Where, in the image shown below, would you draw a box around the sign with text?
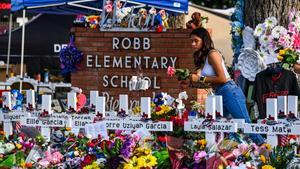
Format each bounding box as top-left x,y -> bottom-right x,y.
21,117 -> 67,127
184,120 -> 238,132
105,119 -> 173,131
0,112 -> 28,122
244,123 -> 300,135
73,29 -> 196,113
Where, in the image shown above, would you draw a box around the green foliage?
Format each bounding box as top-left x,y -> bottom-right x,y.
175,68 -> 190,81
269,145 -> 295,168
153,148 -> 171,169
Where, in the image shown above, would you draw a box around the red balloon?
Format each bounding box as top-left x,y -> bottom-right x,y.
76,93 -> 86,111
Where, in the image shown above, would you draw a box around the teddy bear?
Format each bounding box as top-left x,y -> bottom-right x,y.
115,0 -> 132,24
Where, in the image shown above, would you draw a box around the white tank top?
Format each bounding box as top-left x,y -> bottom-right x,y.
201,51 -> 230,78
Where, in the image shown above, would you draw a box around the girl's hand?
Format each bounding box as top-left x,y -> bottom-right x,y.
191,73 -> 199,82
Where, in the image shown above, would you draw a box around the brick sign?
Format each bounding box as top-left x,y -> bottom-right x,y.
72,28 -> 198,111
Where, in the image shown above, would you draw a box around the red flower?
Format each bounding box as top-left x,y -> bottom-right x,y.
100,140 -> 112,149
170,116 -> 184,126
155,106 -> 162,112
158,136 -> 166,143
81,154 -> 95,167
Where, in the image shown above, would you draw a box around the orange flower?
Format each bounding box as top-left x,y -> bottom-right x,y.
0,131 -> 5,135
66,127 -> 72,131
25,162 -> 33,168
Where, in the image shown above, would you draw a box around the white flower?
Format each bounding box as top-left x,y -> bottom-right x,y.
161,92 -> 175,106
264,16 -> 277,28
178,91 -> 188,100
254,23 -> 265,37
259,34 -> 272,47
271,26 -> 287,39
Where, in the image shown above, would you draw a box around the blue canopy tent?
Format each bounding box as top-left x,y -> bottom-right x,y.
8,0 -> 188,91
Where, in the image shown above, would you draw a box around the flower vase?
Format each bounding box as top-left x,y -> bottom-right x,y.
166,135 -> 185,169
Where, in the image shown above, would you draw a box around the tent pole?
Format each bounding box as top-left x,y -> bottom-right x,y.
19,9 -> 26,92
5,13 -> 13,88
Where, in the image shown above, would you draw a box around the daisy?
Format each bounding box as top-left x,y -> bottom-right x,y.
254,23 -> 265,37
264,17 -> 277,28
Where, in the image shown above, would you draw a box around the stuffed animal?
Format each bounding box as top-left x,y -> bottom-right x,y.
104,0 -> 113,13
159,10 -> 169,29
116,0 -> 132,24
86,15 -> 100,29
138,8 -> 148,28
11,89 -> 23,110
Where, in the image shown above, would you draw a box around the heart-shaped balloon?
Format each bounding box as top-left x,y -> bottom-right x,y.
76,93 -> 86,111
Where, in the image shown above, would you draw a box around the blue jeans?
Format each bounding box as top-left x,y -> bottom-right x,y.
215,80 -> 264,145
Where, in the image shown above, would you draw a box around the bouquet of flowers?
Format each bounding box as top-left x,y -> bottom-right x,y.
277,48 -> 300,68
167,66 -> 190,81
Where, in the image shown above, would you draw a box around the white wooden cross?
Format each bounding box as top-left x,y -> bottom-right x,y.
184,95 -> 238,147
67,92 -> 77,111
2,92 -> 13,138
41,95 -> 52,141
90,90 -> 98,108
119,94 -> 129,115
244,96 -> 300,147
26,90 -> 35,109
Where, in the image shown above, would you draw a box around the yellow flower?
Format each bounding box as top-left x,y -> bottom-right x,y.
83,162 -> 100,169
132,106 -> 141,115
16,143 -> 22,150
137,156 -> 147,168
143,155 -> 157,167
262,165 -> 275,169
218,164 -> 224,169
198,139 -> 207,146
262,143 -> 272,151
66,127 -> 71,131
277,55 -> 284,61
124,156 -> 142,169
279,49 -> 285,55
260,155 -> 266,164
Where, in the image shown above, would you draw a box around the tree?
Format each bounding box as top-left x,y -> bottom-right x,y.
244,0 -> 300,28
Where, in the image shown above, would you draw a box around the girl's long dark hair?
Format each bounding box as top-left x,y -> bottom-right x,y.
190,28 -> 214,68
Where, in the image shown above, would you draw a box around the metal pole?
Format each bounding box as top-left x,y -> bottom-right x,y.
5,13 -> 13,81
19,9 -> 26,92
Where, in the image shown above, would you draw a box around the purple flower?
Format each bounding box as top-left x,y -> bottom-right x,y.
120,137 -> 133,159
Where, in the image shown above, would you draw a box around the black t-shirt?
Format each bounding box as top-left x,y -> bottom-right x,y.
253,68 -> 300,118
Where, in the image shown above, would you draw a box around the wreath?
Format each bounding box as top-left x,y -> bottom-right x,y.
59,34 -> 83,74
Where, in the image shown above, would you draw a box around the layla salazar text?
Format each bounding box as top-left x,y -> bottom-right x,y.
103,75 -> 160,89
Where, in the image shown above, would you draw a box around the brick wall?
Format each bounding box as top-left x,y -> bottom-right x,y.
72,27 -> 202,110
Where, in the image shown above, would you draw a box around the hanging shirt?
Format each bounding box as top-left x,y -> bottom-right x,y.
253,68 -> 300,118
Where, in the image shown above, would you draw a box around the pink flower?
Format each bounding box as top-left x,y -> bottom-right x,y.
52,151 -> 63,164
288,22 -> 297,33
193,151 -> 207,163
292,33 -> 300,49
167,66 -> 176,77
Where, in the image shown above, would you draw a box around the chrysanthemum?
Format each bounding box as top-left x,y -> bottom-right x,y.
254,23 -> 265,37
264,17 -> 277,28
271,26 -> 287,39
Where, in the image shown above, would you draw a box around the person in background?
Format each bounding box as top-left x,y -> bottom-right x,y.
294,63 -> 300,74
186,27 -> 265,145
